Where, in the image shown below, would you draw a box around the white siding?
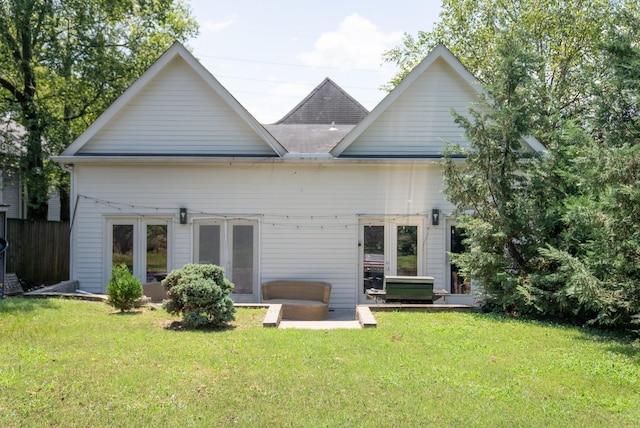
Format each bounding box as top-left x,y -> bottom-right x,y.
78,57 -> 275,156
70,162 -> 454,308
0,171 -> 23,219
342,58 -> 477,157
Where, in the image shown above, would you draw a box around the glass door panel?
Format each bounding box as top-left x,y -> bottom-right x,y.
396,225 -> 417,276
112,224 -> 134,272
363,225 -> 385,292
146,224 -> 168,282
450,226 -> 470,294
230,225 -> 254,294
197,224 -> 221,265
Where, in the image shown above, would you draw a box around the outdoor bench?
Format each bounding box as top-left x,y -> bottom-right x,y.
261,280 -> 332,320
366,276 -> 448,303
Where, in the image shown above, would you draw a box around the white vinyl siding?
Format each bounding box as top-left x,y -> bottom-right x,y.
341,58 -> 477,157
0,171 -> 23,219
69,162 -> 453,308
78,57 -> 276,156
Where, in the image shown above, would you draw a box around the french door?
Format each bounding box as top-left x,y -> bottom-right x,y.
107,217 -> 171,285
359,217 -> 424,303
194,219 -> 258,302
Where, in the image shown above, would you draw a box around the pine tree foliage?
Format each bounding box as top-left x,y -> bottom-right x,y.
443,20 -> 640,329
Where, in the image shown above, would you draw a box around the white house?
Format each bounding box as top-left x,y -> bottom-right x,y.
52,42 -> 542,308
0,118 -> 61,221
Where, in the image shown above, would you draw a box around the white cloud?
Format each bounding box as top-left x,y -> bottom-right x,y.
202,19 -> 235,33
298,14 -> 402,70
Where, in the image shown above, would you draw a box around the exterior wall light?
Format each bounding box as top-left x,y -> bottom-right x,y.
431,208 -> 440,226
179,208 -> 188,224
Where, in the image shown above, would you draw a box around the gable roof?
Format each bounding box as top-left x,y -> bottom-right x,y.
265,78 -> 366,154
275,78 -> 368,125
331,44 -> 544,156
59,42 -> 287,158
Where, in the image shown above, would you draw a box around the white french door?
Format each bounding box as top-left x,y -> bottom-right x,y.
193,219 -> 259,302
359,217 -> 425,303
107,217 -> 171,285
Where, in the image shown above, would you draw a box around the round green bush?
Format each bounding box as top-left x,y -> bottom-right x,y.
162,264 -> 235,328
107,264 -> 143,312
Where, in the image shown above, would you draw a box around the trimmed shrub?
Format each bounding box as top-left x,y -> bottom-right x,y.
162,264 -> 235,328
107,264 -> 143,312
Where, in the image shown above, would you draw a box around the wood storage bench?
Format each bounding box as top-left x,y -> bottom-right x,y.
261,280 -> 332,321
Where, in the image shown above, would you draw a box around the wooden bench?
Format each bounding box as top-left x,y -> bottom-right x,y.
261,280 -> 331,321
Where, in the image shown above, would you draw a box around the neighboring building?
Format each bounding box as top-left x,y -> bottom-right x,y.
53,42 -> 543,307
0,119 -> 27,219
0,118 -> 61,221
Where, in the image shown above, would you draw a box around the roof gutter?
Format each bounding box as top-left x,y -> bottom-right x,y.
51,155 -> 461,166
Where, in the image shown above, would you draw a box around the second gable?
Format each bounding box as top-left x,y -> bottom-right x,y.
339,58 -> 477,157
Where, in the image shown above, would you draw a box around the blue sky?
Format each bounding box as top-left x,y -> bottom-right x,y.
187,0 -> 442,123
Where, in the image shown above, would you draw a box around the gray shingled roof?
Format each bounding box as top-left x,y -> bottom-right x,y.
274,78 -> 368,125
266,78 -> 368,153
263,123 -> 356,154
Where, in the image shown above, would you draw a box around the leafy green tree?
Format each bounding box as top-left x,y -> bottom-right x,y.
384,0 -> 639,133
0,0 -> 198,219
536,11 -> 640,328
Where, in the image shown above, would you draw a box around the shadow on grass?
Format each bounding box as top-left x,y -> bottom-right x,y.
577,330 -> 640,365
163,320 -> 237,333
467,311 -> 640,364
0,297 -> 60,314
108,310 -> 143,316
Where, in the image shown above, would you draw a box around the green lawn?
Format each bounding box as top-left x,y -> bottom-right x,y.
1,298 -> 638,427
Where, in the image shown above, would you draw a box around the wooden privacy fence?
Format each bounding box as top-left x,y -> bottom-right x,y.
6,219 -> 70,286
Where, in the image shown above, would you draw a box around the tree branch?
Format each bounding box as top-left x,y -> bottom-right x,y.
0,75 -> 25,103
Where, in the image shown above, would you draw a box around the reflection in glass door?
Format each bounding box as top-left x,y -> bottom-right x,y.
363,225 -> 385,292
146,224 -> 168,282
112,224 -> 134,273
108,218 -> 171,285
396,226 -> 417,276
450,225 -> 470,294
360,219 -> 423,298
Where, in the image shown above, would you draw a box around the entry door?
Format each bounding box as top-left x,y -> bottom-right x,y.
193,219 -> 259,302
359,218 -> 423,302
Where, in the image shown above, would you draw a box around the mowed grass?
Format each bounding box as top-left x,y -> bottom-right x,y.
0,299 -> 638,427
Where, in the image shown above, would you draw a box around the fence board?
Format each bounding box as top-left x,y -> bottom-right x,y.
6,219 -> 70,286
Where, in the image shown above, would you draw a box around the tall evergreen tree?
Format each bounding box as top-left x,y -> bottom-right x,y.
537,11 -> 640,327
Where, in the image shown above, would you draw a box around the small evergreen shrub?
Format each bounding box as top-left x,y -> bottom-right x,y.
107,264 -> 143,312
162,264 -> 235,328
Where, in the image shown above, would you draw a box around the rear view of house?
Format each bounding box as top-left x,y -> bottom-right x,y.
53,42 -> 541,308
